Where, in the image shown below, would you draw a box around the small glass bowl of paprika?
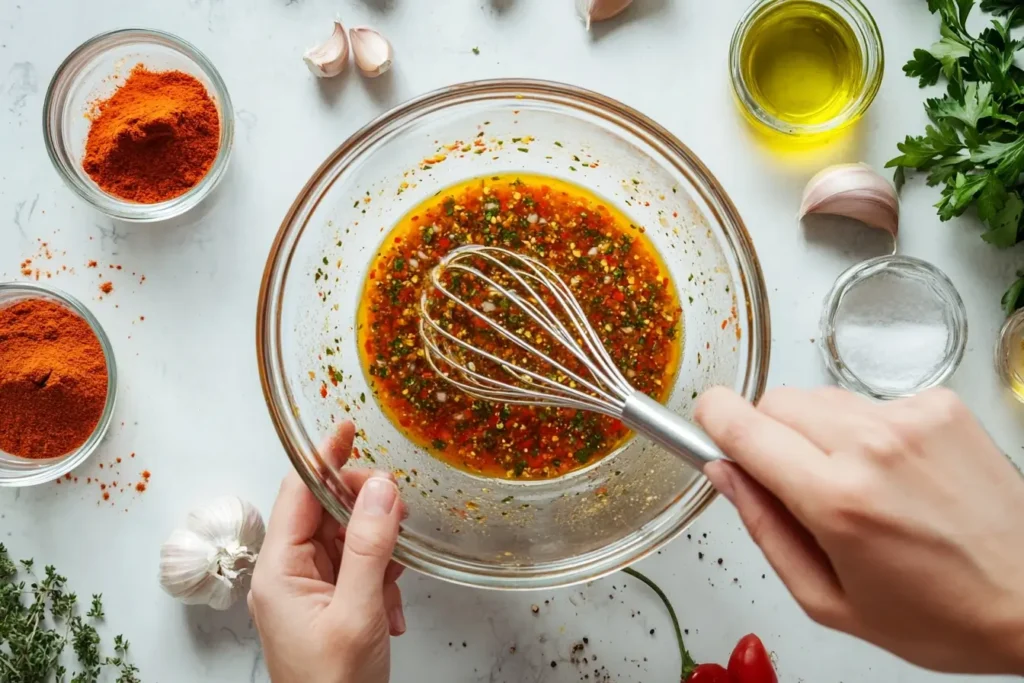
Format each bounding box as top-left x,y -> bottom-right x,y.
43,28 -> 234,222
0,282 -> 118,487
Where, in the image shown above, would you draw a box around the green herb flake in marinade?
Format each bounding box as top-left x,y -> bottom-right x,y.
356,174 -> 683,480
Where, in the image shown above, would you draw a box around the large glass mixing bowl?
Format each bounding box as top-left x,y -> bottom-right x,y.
258,80 -> 771,589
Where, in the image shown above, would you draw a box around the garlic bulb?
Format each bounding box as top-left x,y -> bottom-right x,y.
350,27 -> 393,77
799,163 -> 900,237
159,497 -> 265,611
304,21 -> 350,78
576,0 -> 633,29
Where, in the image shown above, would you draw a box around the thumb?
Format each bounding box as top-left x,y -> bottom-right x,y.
334,474 -> 402,611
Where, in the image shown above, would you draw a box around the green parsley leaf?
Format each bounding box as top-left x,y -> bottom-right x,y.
891,0 -> 1024,314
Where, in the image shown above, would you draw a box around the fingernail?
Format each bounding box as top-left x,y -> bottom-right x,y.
360,476 -> 398,516
704,462 -> 737,505
390,606 -> 406,635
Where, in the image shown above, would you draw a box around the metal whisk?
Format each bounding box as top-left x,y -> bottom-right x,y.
418,244 -> 724,470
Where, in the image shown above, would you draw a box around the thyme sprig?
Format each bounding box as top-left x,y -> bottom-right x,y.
0,544 -> 141,683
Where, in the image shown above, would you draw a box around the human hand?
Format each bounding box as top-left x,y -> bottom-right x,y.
249,422 -> 406,683
695,386 -> 1024,675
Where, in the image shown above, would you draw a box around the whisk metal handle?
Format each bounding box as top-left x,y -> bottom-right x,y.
621,393 -> 726,470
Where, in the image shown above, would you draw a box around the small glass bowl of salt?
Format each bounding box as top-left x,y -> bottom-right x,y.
820,255 -> 968,400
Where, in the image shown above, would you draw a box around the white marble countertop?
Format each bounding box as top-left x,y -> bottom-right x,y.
1,0 -> 1022,681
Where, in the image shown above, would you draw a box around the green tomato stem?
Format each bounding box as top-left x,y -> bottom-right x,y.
622,566 -> 697,680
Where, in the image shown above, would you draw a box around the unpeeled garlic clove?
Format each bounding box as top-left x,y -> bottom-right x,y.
350,27 -> 393,78
304,21 -> 350,78
575,0 -> 633,29
799,163 -> 900,237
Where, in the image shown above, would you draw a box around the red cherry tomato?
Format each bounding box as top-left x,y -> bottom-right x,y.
727,634 -> 777,683
687,663 -> 729,683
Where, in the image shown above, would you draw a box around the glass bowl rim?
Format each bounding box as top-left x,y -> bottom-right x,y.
819,254 -> 968,400
728,0 -> 885,136
42,27 -> 235,223
257,78 -> 772,589
0,281 -> 118,487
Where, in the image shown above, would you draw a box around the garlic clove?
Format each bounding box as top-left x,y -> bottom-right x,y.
350,27 -> 393,78
799,163 -> 900,237
304,21 -> 350,78
575,0 -> 633,30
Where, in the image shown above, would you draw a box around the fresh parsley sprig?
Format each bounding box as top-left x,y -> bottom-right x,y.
0,543 -> 141,683
886,0 -> 1024,314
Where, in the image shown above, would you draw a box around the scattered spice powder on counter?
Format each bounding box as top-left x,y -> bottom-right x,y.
0,299 -> 108,458
83,65 -> 220,203
99,282 -> 113,294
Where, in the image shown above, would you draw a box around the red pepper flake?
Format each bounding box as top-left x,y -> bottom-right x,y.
352,447 -> 361,459
320,382 -> 328,399
130,452 -> 135,458
87,260 -> 98,268
103,491 -> 110,501
116,457 -> 122,463
100,483 -> 106,490
64,473 -> 72,480
99,281 -> 113,294
99,463 -> 104,469
135,482 -> 146,492
142,470 -> 151,480
86,477 -> 92,484
721,319 -> 729,330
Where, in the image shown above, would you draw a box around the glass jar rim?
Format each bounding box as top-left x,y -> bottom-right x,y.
728,0 -> 885,136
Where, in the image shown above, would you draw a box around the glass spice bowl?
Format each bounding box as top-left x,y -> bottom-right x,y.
819,255 -> 968,400
258,79 -> 772,590
995,307 -> 1024,403
729,0 -> 884,138
0,282 -> 118,487
43,28 -> 234,223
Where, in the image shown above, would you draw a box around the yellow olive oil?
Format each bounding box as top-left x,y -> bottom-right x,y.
740,1 -> 864,126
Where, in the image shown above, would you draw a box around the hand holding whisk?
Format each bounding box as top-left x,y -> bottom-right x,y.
418,244 -> 725,470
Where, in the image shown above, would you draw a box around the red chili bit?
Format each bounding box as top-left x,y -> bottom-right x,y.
142,470 -> 151,480
320,383 -> 328,399
130,452 -> 135,458
116,457 -> 122,463
103,492 -> 110,501
99,281 -> 113,294
87,260 -> 98,268
135,482 -> 147,492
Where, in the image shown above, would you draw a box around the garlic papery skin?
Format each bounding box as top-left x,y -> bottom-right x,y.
304,21 -> 350,78
159,497 -> 265,611
799,163 -> 900,237
576,0 -> 633,29
350,27 -> 393,77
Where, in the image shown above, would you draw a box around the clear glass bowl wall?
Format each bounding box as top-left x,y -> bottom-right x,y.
258,80 -> 771,589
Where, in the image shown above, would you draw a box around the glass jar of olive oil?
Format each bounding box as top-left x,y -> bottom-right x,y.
729,0 -> 884,137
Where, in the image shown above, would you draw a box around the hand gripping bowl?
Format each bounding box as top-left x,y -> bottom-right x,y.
257,80 -> 770,590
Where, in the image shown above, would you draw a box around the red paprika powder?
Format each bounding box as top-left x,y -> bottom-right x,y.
0,299 -> 108,459
83,65 -> 220,203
